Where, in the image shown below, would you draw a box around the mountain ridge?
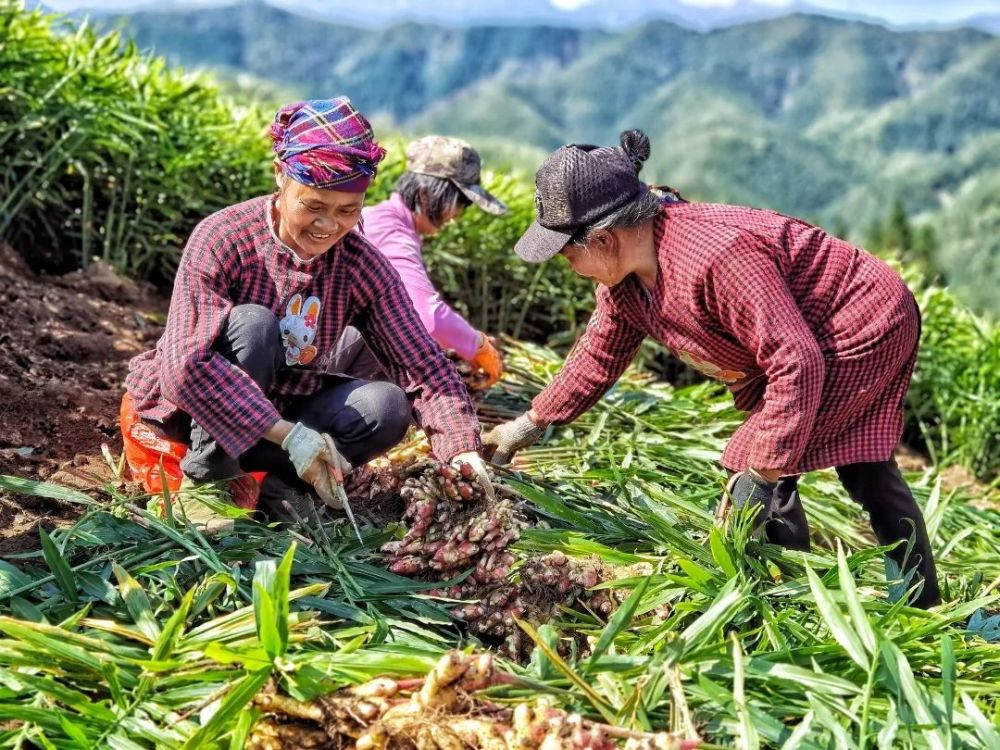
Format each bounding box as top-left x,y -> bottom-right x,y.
53,0 -> 1000,34
88,5 -> 1000,313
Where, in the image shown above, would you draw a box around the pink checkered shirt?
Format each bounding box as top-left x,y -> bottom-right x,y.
126,195 -> 481,461
532,203 -> 919,474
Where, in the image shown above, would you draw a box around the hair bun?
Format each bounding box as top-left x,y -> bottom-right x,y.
619,129 -> 650,174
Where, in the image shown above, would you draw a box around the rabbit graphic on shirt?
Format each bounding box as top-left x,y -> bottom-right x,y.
280,293 -> 321,366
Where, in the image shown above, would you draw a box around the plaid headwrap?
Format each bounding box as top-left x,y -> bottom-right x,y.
269,97 -> 387,192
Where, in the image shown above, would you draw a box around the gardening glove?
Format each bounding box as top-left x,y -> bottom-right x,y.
281,422 -> 352,509
725,470 -> 777,511
470,333 -> 502,389
482,412 -> 545,465
451,450 -> 495,501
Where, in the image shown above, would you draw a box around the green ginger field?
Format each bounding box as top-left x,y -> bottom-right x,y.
1,4 -> 999,748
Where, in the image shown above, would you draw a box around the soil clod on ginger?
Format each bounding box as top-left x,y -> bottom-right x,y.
247,650 -> 701,750
344,460 -> 407,521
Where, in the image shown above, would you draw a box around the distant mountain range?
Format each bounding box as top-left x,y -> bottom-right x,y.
202,0 -> 1000,34
47,0 -> 1000,34
86,4 -> 1000,313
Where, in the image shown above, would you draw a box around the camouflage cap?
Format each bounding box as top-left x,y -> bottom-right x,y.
406,136 -> 508,216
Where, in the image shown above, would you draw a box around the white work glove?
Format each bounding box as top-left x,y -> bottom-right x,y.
451,450 -> 495,501
481,412 -> 545,465
281,422 -> 352,509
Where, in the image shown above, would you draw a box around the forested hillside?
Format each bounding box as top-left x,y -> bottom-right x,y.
95,4 -> 1000,313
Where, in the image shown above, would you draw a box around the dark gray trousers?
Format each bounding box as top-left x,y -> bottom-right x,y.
322,324 -> 386,381
172,305 -> 410,488
736,460 -> 940,607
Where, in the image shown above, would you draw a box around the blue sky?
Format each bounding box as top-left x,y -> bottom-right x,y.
43,0 -> 1000,25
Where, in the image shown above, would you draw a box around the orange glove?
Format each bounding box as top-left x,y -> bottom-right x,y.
470,333 -> 502,388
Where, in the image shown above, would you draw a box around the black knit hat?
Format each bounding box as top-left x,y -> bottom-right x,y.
514,130 -> 651,263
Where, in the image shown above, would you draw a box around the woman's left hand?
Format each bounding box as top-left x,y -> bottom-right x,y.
470,334 -> 502,388
750,467 -> 782,483
451,450 -> 495,501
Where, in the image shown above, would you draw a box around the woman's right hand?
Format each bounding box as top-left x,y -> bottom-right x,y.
281,422 -> 352,508
481,411 -> 545,465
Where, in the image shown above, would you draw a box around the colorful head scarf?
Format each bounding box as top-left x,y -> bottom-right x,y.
269,97 -> 387,192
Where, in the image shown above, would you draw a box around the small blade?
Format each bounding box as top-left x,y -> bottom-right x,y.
331,473 -> 363,545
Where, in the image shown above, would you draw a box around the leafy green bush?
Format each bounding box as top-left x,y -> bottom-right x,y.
935,168 -> 1000,316
0,3 -> 273,281
908,284 -> 1000,480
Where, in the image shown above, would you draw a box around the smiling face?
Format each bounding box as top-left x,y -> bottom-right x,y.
274,168 -> 365,261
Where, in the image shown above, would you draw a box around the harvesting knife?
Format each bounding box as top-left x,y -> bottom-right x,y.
330,470 -> 364,545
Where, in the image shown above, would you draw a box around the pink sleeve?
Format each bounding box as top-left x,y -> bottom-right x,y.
706,240 -> 826,470
531,287 -> 645,425
380,233 -> 482,360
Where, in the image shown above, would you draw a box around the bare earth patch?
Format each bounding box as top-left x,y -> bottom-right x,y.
0,246 -> 166,551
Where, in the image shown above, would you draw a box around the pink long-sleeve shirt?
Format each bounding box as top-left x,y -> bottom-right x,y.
532,202 -> 920,475
362,193 -> 482,360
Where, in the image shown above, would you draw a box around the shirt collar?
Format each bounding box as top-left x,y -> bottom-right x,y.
388,191 -> 417,233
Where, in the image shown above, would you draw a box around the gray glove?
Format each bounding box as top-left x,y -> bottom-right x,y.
726,471 -> 776,510
482,413 -> 545,465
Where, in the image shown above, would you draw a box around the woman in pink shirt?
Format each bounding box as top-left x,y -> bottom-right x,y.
484,130 -> 939,608
359,136 -> 508,387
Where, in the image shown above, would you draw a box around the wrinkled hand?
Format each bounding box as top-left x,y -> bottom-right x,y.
481,412 -> 545,465
470,334 -> 502,389
725,470 -> 777,511
451,451 -> 495,501
281,422 -> 352,509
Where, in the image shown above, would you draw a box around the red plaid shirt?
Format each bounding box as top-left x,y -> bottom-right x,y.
126,195 -> 481,461
532,203 -> 919,474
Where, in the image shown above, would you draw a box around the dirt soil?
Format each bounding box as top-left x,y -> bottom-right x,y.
0,245 -> 166,554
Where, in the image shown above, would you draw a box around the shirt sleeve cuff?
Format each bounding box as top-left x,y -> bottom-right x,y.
454,327 -> 484,361
530,392 -> 566,427
430,430 -> 483,463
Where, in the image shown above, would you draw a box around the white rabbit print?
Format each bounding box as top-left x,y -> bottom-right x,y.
280,293 -> 321,366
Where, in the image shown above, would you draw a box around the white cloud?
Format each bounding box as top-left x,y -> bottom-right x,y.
549,0 -> 593,9
677,0 -> 792,6
675,0 -> 740,6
